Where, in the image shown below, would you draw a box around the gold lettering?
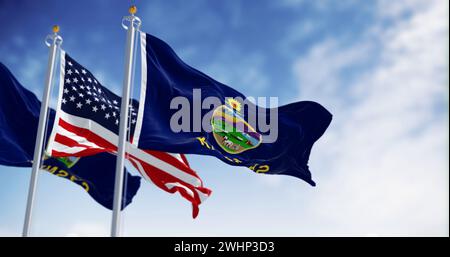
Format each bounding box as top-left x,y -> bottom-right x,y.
81,181 -> 89,192
248,164 -> 270,173
256,165 -> 270,173
56,170 -> 69,177
224,156 -> 234,162
196,137 -> 211,149
233,158 -> 242,164
47,166 -> 58,174
248,164 -> 258,171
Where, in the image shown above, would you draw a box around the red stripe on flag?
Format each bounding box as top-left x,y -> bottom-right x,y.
58,118 -> 118,151
50,148 -> 107,158
128,156 -> 211,218
180,154 -> 190,167
54,133 -> 104,152
143,150 -> 198,177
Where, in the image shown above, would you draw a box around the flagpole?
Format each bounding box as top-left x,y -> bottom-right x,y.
22,26 -> 63,237
111,5 -> 141,237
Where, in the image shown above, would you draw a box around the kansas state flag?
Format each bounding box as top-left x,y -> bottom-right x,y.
135,33 -> 332,186
0,62 -> 140,209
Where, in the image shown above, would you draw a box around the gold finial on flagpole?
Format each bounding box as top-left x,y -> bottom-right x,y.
52,25 -> 60,34
129,5 -> 137,15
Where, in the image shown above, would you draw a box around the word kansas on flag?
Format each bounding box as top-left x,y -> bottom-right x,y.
134,33 -> 332,186
46,52 -> 211,218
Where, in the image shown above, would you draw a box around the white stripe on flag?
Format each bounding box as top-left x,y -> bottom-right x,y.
51,141 -> 87,154
57,126 -> 103,149
127,147 -> 202,187
46,51 -> 66,155
57,111 -> 118,145
132,31 -> 147,146
165,182 -> 194,198
195,188 -> 209,202
48,111 -> 203,188
170,153 -> 185,165
129,157 -> 153,184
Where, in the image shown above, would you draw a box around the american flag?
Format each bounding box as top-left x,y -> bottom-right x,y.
46,52 -> 211,217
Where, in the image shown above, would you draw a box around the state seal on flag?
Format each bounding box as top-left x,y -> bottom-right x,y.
211,99 -> 262,154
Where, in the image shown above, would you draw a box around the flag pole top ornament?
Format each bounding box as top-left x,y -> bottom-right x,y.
129,5 -> 137,15
45,25 -> 63,47
122,5 -> 141,30
52,25 -> 60,34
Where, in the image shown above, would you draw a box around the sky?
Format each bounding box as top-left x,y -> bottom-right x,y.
0,0 -> 448,236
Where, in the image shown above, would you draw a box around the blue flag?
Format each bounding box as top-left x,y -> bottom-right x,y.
0,62 -> 140,209
136,33 -> 332,186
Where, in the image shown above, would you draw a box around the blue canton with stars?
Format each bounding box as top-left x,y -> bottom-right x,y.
61,54 -> 139,136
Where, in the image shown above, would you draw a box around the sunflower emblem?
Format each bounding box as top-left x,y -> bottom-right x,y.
226,98 -> 242,113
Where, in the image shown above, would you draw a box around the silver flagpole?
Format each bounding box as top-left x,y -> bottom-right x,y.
23,25 -> 63,237
111,5 -> 141,237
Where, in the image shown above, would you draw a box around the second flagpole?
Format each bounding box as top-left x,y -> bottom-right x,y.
111,5 -> 141,237
22,26 -> 63,237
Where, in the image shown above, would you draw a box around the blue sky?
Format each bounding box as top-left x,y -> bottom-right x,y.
0,0 -> 448,236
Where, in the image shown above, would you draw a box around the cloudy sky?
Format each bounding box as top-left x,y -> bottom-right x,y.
0,0 -> 448,236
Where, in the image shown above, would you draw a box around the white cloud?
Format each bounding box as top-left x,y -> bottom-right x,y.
92,70 -> 121,95
19,57 -> 46,97
290,0 -> 448,235
201,45 -> 270,95
0,228 -> 18,237
256,174 -> 284,188
377,0 -> 429,19
64,222 -> 108,237
278,0 -> 359,10
280,19 -> 319,56
293,38 -> 372,109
